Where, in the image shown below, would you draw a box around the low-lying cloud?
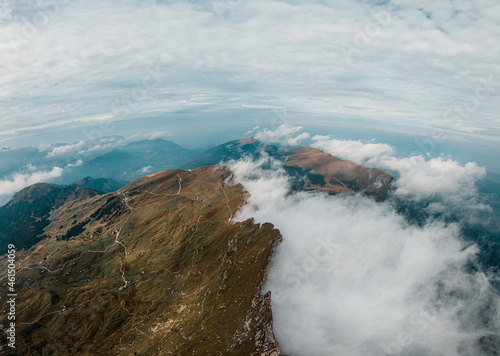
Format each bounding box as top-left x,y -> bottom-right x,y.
311,135 -> 394,164
46,136 -> 124,158
311,132 -> 487,207
251,124 -> 311,147
229,155 -> 499,356
255,125 -> 487,209
0,166 -> 63,197
46,141 -> 87,158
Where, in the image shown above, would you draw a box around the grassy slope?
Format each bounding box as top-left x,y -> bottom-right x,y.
0,166 -> 281,355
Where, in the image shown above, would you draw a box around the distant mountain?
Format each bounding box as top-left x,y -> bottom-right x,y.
121,138 -> 189,159
1,137 -> 394,207
279,147 -> 394,201
70,177 -> 127,193
183,138 -> 394,201
0,147 -> 44,178
68,139 -> 198,182
181,137 -> 278,168
75,149 -> 143,180
0,142 -> 393,258
0,138 -> 198,197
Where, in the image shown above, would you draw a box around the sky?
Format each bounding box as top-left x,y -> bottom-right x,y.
0,0 -> 499,159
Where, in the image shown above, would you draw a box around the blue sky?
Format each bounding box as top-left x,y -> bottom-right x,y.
0,0 -> 499,169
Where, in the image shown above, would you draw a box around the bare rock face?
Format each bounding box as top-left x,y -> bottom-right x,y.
0,166 -> 281,355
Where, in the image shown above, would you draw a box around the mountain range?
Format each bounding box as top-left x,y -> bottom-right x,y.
0,142 -> 395,355
1,137 -> 499,206
0,139 -> 499,355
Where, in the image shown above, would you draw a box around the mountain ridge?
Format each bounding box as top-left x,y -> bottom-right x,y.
0,144 -> 394,255
0,165 -> 281,355
0,143 -> 396,354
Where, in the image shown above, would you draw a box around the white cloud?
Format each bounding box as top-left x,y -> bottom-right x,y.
311,135 -> 394,164
47,141 -> 87,158
250,125 -> 487,207
47,137 -> 124,158
0,167 -> 63,196
25,163 -> 36,172
380,156 -> 486,202
148,130 -> 173,140
1,0 -> 498,146
141,165 -> 153,174
37,143 -> 52,152
245,126 -> 260,136
311,133 -> 487,205
77,143 -> 115,155
66,159 -> 83,168
128,131 -> 175,142
229,156 -> 499,356
253,124 -> 310,146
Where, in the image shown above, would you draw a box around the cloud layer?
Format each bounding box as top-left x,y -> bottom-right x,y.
230,156 -> 499,356
254,124 -> 488,208
311,135 -> 394,164
311,132 -> 487,206
0,166 -> 63,197
251,124 -> 311,146
0,0 -> 499,147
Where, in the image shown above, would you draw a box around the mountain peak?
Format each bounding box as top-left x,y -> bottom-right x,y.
280,146 -> 393,200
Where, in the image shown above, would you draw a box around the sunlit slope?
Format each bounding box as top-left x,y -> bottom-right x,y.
281,147 -> 394,201
0,166 -> 281,355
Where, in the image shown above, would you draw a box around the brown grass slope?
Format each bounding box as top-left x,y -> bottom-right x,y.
280,147 -> 394,201
0,166 -> 281,355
